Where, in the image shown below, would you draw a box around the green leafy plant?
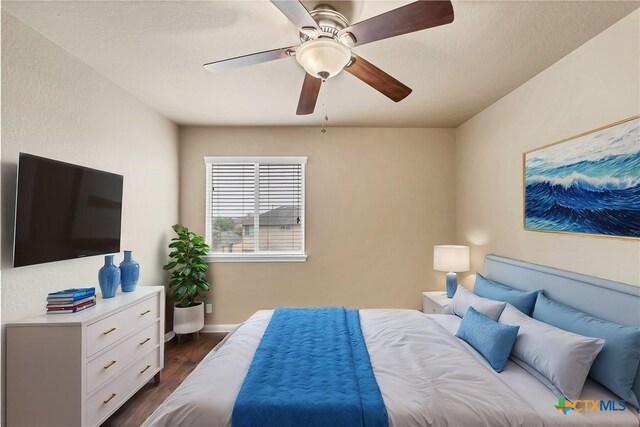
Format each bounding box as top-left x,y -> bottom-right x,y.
163,224 -> 211,308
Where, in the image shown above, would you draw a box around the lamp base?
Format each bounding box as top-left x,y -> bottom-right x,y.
446,272 -> 458,298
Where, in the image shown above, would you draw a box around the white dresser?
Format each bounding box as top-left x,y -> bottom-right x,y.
6,286 -> 165,427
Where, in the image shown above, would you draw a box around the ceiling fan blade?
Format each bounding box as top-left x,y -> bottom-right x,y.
270,0 -> 318,29
296,73 -> 322,115
204,46 -> 296,73
339,1 -> 454,47
344,54 -> 412,102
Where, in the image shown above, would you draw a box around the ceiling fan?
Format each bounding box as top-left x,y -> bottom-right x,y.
204,1 -> 455,115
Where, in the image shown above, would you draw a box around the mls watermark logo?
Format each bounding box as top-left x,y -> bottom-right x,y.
555,398 -> 626,414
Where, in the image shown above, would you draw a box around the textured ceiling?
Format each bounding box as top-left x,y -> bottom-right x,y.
3,1 -> 638,127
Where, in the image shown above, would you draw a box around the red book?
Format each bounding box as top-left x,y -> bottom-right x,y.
47,301 -> 96,314
47,299 -> 95,312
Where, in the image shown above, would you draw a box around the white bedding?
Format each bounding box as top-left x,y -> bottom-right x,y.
429,314 -> 640,426
144,309 -> 639,427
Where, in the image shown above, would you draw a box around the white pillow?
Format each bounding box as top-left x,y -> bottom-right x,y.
444,285 -> 506,320
499,304 -> 604,400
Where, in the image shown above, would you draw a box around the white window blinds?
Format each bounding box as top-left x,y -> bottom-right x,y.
205,157 -> 306,261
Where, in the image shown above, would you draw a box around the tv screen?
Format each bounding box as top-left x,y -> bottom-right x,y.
14,153 -> 123,267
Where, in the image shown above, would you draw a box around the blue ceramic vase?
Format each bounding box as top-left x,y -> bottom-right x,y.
119,250 -> 140,292
99,255 -> 120,298
446,272 -> 458,298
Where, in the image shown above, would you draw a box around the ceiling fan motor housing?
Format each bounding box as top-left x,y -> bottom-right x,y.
300,4 -> 353,44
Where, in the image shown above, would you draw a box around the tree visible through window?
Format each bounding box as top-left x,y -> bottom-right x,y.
205,157 -> 306,259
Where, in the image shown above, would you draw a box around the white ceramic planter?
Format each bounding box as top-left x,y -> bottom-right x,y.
173,302 -> 204,335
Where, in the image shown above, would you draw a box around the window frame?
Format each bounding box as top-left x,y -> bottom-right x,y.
203,156 -> 307,263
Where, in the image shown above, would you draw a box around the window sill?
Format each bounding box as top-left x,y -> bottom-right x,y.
204,253 -> 307,263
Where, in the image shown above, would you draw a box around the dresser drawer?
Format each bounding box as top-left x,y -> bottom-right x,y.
86,321 -> 160,393
129,294 -> 160,330
87,349 -> 160,427
86,294 -> 159,356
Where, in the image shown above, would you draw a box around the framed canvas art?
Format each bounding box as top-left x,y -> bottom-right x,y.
524,115 -> 640,239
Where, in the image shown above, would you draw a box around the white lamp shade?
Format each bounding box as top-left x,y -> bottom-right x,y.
296,39 -> 351,79
433,245 -> 470,272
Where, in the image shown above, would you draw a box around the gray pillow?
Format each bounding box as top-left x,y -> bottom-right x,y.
444,285 -> 506,321
499,304 -> 604,400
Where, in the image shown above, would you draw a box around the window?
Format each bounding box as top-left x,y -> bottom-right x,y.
204,157 -> 306,262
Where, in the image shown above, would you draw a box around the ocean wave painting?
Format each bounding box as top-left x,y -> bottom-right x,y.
524,116 -> 640,239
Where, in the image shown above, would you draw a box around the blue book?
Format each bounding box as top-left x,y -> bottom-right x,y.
47,287 -> 96,301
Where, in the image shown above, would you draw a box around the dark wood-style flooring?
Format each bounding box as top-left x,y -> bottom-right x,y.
103,332 -> 227,427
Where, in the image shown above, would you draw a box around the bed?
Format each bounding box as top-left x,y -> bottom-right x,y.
144,255 -> 640,426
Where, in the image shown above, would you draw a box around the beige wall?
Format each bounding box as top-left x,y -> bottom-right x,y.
180,127 -> 456,324
455,10 -> 640,287
1,12 -> 179,322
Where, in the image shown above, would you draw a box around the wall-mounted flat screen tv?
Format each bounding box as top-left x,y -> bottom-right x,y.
14,153 -> 123,267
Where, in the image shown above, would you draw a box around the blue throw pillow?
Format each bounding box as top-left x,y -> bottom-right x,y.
456,306 -> 520,373
473,273 -> 540,315
533,294 -> 640,409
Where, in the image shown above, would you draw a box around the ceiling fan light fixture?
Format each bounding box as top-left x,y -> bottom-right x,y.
296,38 -> 351,79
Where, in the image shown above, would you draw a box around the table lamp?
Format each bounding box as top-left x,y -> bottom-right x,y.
433,245 -> 470,298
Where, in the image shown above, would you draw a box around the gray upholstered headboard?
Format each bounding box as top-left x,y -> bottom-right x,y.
483,254 -> 640,328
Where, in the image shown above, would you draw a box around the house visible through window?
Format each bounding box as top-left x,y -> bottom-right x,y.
205,157 -> 306,261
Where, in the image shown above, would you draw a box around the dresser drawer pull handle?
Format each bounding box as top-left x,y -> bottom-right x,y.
139,338 -> 151,346
141,309 -> 151,316
103,360 -> 117,369
140,364 -> 151,374
103,393 -> 117,404
102,327 -> 117,335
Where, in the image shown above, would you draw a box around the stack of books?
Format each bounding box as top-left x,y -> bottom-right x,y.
47,288 -> 97,314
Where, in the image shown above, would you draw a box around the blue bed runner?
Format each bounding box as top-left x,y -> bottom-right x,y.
232,307 -> 388,427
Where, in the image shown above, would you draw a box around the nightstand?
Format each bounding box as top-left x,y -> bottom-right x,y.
422,291 -> 453,314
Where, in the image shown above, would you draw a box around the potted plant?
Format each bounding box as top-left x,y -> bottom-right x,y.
163,224 -> 211,339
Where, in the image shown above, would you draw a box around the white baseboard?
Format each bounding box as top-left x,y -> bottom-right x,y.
202,324 -> 239,333
164,324 -> 239,340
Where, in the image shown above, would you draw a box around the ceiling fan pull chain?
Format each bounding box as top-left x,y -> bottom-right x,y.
321,79 -> 329,134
